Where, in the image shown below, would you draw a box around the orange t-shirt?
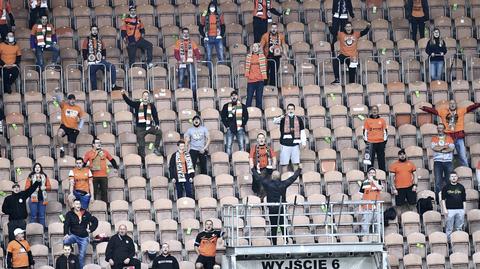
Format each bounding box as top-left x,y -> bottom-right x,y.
69,167 -> 93,193
337,31 -> 361,58
411,0 -> 425,17
83,149 -> 113,178
0,42 -> 21,66
121,17 -> 144,42
437,107 -> 468,133
195,230 -> 222,257
246,54 -> 265,83
249,144 -> 276,169
364,117 -> 387,143
7,239 -> 31,268
389,160 -> 416,189
61,102 -> 85,130
360,179 -> 382,209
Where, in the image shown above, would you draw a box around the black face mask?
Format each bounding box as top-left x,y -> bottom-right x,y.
147,252 -> 157,260
399,158 -> 406,162
194,122 -> 200,127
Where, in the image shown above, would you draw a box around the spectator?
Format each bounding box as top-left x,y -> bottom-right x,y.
7,228 -> 34,269
245,43 -> 267,109
389,149 -> 417,211
28,0 -> 48,28
169,140 -> 195,199
426,28 -> 447,81
359,167 -> 383,234
2,180 -> 41,241
82,24 -> 121,92
331,21 -> 370,85
441,172 -> 466,241
330,0 -> 354,44
185,115 -> 210,175
221,91 -> 249,156
406,0 -> 429,40
63,199 -> 98,269
152,243 -> 180,269
199,1 -> 225,65
54,93 -> 86,158
252,0 -> 282,42
0,31 -> 21,94
55,244 -> 80,269
421,100 -> 480,167
259,23 -> 288,86
174,27 -> 201,95
273,103 -> 306,173
83,138 -> 118,203
121,89 -> 162,157
30,15 -> 60,70
249,133 -> 276,195
431,123 -> 455,196
253,166 -> 302,245
105,224 -> 141,269
25,162 -> 51,227
68,157 -> 94,209
121,5 -> 153,68
0,0 -> 14,41
363,105 -> 387,172
195,220 -> 225,269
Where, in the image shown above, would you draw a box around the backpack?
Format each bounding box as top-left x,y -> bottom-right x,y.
384,207 -> 397,227
416,197 -> 434,215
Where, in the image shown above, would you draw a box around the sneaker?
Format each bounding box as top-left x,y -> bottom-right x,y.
153,148 -> 162,156
60,148 -> 65,158
112,85 -> 123,91
147,63 -> 154,69
331,79 -> 340,85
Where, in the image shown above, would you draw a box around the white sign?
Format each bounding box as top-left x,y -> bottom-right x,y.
236,257 -> 376,269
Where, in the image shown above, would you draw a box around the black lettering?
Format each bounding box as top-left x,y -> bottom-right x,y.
262,261 -> 275,269
332,259 -> 340,269
293,260 -> 302,269
304,260 -> 312,269
276,261 -> 285,269
319,259 -> 327,269
284,260 -> 291,269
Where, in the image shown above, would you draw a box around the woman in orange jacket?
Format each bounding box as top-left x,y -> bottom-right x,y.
25,163 -> 51,227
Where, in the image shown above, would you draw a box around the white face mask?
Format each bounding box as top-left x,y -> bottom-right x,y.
288,112 -> 294,117
209,7 -> 216,12
7,37 -> 14,43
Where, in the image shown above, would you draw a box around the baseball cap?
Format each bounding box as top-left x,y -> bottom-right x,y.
67,94 -> 76,100
14,228 -> 25,236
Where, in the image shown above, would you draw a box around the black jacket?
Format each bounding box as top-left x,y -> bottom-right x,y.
169,151 -> 195,181
332,0 -> 354,18
152,254 -> 180,269
221,101 -> 249,133
426,39 -> 447,61
64,209 -> 98,238
2,181 -> 41,220
105,233 -> 136,264
406,0 -> 429,21
254,168 -> 301,203
122,94 -> 160,128
55,254 -> 80,269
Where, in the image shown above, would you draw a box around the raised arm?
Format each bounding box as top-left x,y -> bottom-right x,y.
420,106 -> 439,115
466,103 -> 480,113
281,167 -> 302,188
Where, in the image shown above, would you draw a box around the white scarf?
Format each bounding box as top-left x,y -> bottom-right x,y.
175,151 -> 194,182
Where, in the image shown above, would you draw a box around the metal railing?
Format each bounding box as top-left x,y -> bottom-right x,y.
222,200 -> 384,248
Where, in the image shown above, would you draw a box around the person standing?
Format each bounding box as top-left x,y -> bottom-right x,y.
55,244 -> 80,269
363,105 -> 387,172
406,0 -> 429,40
0,0 -> 14,41
200,1 -> 225,64
83,138 -> 118,203
245,43 -> 267,109
0,31 -> 21,94
249,133 -> 276,195
121,89 -> 162,157
252,0 -> 282,42
185,115 -> 210,175
441,172 -> 466,241
2,180 -> 41,241
421,100 -> 480,167
28,0 -> 48,28
195,220 -> 225,269
63,199 -> 98,269
389,149 -> 417,211
30,15 -> 60,69
259,23 -> 288,87
426,28 -> 447,81
273,103 -> 306,173
174,27 -> 201,95
121,5 -> 153,68
68,157 -> 94,209
151,243 -> 180,269
330,0 -> 354,44
359,167 -> 383,234
253,166 -> 302,245
331,21 -> 370,85
169,140 -> 195,199
7,228 -> 34,269
54,93 -> 86,158
25,163 -> 51,227
105,225 -> 141,269
221,91 -> 249,156
431,123 -> 455,196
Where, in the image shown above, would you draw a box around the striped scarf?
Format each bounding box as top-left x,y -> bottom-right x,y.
138,103 -> 152,129
245,52 -> 267,80
255,144 -> 271,169
87,36 -> 103,63
268,33 -> 282,56
228,102 -> 243,130
179,40 -> 194,62
257,0 -> 272,20
176,151 -> 194,182
284,115 -> 300,139
36,24 -> 53,48
30,173 -> 48,204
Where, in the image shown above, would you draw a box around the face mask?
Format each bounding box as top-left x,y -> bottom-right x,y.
288,112 -> 294,117
271,30 -> 277,34
194,122 -> 200,127
91,32 -> 98,37
7,37 -> 14,43
147,252 -> 157,260
209,7 -> 216,12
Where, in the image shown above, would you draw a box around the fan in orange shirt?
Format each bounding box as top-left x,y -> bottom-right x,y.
389,149 -> 418,209
363,105 -> 387,171
54,93 -> 86,158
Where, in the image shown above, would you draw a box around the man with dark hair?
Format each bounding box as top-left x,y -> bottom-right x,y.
169,140 -> 195,199
121,5 -> 153,67
185,115 -> 210,175
195,220 -> 225,269
441,172 -> 466,241
174,27 -> 201,95
359,167 -> 383,234
105,224 -> 141,269
55,244 -> 80,269
431,123 -> 455,196
221,91 -> 249,156
259,23 -> 288,86
330,0 -> 354,44
363,105 -> 387,171
68,157 -> 94,209
152,243 -> 180,269
30,15 -> 60,69
0,31 -> 21,94
389,149 -> 417,211
249,133 -> 276,196
7,228 -> 34,269
54,92 -> 86,158
252,0 -> 282,42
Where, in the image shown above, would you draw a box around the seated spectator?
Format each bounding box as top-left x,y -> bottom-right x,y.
359,167 -> 383,234
221,91 -> 248,156
152,243 -> 180,269
28,0 -> 48,28
169,140 -> 195,199
55,244 -> 80,269
195,220 -> 226,269
105,225 -> 141,269
68,157 -> 94,209
185,115 -> 210,175
0,0 -> 14,41
7,228 -> 34,269
0,31 -> 21,94
389,149 -> 417,212
245,43 -> 267,109
25,162 -> 51,227
199,1 -> 225,65
121,5 -> 153,68
30,15 -> 60,70
426,28 -> 447,81
441,172 -> 466,241
82,24 -> 121,91
260,23 -> 288,86
174,27 -> 201,95
249,133 -> 276,196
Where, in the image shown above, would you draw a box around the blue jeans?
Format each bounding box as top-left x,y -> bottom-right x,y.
430,60 -> 444,81
454,138 -> 468,167
434,161 -> 453,195
175,180 -> 193,199
178,63 -> 197,91
246,81 -> 264,109
29,200 -> 46,227
64,234 -> 89,269
73,190 -> 91,209
88,60 -> 117,90
204,37 -> 225,63
226,128 -> 245,156
35,45 -> 60,69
